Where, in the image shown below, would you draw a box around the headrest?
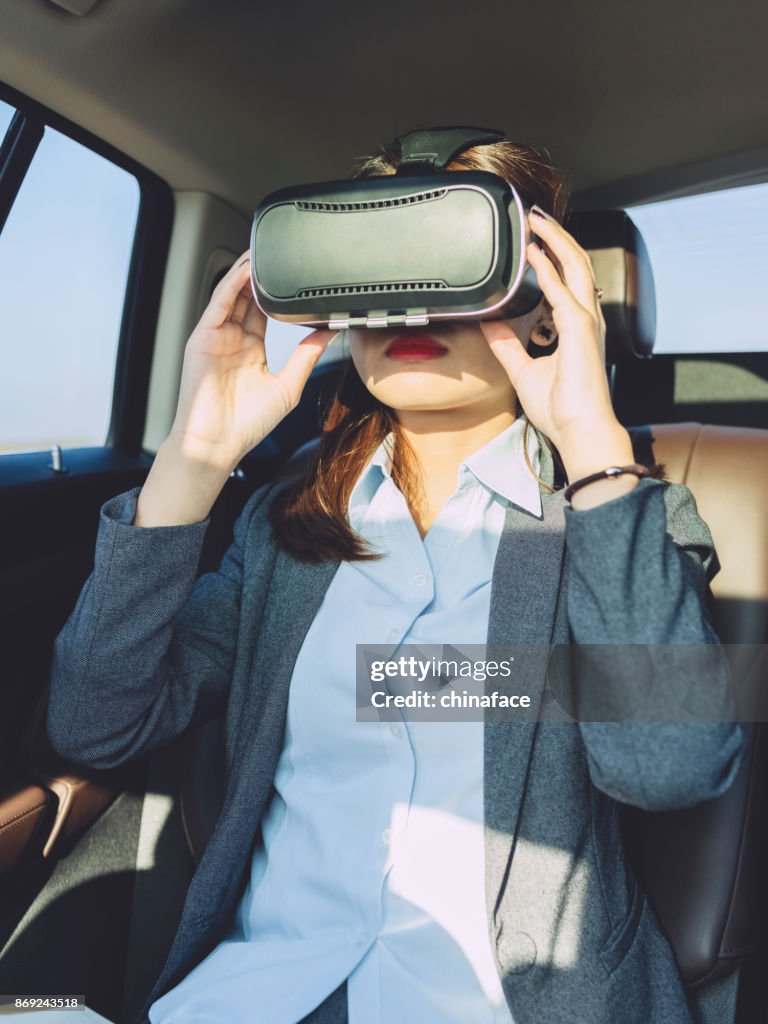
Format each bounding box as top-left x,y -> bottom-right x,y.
567,210 -> 656,363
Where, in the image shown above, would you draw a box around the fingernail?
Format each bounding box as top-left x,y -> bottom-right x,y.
530,205 -> 549,219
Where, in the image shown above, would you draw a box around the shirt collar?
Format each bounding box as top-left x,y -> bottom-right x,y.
462,416 -> 542,516
370,434 -> 395,478
348,435 -> 394,515
348,417 -> 542,517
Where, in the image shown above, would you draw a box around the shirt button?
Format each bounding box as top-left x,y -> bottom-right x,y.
413,573 -> 427,587
356,932 -> 371,947
381,828 -> 392,844
388,628 -> 400,641
390,724 -> 403,738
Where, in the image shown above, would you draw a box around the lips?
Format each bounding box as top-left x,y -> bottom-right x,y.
384,334 -> 448,361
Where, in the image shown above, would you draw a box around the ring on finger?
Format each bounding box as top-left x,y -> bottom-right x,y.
594,287 -> 604,300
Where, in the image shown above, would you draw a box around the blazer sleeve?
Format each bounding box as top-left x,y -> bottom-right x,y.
45,481 -> 276,770
565,477 -> 747,811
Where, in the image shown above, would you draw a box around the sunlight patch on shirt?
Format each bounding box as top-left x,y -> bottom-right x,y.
385,803 -> 507,1005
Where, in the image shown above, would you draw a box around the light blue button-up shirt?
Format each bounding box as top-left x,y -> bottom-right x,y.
149,417 -> 542,1024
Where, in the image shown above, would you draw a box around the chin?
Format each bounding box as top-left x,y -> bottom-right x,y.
367,379 -> 483,411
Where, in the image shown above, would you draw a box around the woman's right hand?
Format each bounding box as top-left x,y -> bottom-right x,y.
169,250 -> 337,470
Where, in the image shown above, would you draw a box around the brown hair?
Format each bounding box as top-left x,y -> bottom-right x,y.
269,131 -> 571,563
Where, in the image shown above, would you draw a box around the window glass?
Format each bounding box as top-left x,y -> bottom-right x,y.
626,182 -> 768,354
0,124 -> 139,453
265,318 -> 349,372
0,100 -> 15,142
674,360 -> 768,404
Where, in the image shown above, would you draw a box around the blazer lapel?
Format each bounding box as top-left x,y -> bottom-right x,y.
229,549 -> 341,777
484,437 -> 567,927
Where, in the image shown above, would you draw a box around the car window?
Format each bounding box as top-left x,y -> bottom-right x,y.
0,119 -> 140,454
626,182 -> 768,354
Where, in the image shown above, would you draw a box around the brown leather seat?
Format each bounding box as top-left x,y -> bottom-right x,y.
621,423 -> 768,990
650,423 -> 768,650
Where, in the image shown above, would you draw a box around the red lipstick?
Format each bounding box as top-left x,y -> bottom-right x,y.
384,335 -> 448,361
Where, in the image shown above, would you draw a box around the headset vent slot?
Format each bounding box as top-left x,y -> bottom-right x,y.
298,281 -> 447,298
295,190 -> 447,212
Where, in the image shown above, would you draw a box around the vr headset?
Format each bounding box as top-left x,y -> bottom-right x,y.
249,125 -> 543,330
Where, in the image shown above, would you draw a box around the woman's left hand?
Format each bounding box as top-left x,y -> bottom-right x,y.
479,208 -> 635,484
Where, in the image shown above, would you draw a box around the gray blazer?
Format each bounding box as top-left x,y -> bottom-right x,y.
45,439 -> 746,1024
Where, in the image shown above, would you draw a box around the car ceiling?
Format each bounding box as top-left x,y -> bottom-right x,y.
1,0 -> 767,215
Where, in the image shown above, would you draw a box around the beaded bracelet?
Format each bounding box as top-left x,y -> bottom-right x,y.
563,463 -> 652,503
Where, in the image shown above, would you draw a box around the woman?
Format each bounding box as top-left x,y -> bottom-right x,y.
45,130 -> 745,1024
